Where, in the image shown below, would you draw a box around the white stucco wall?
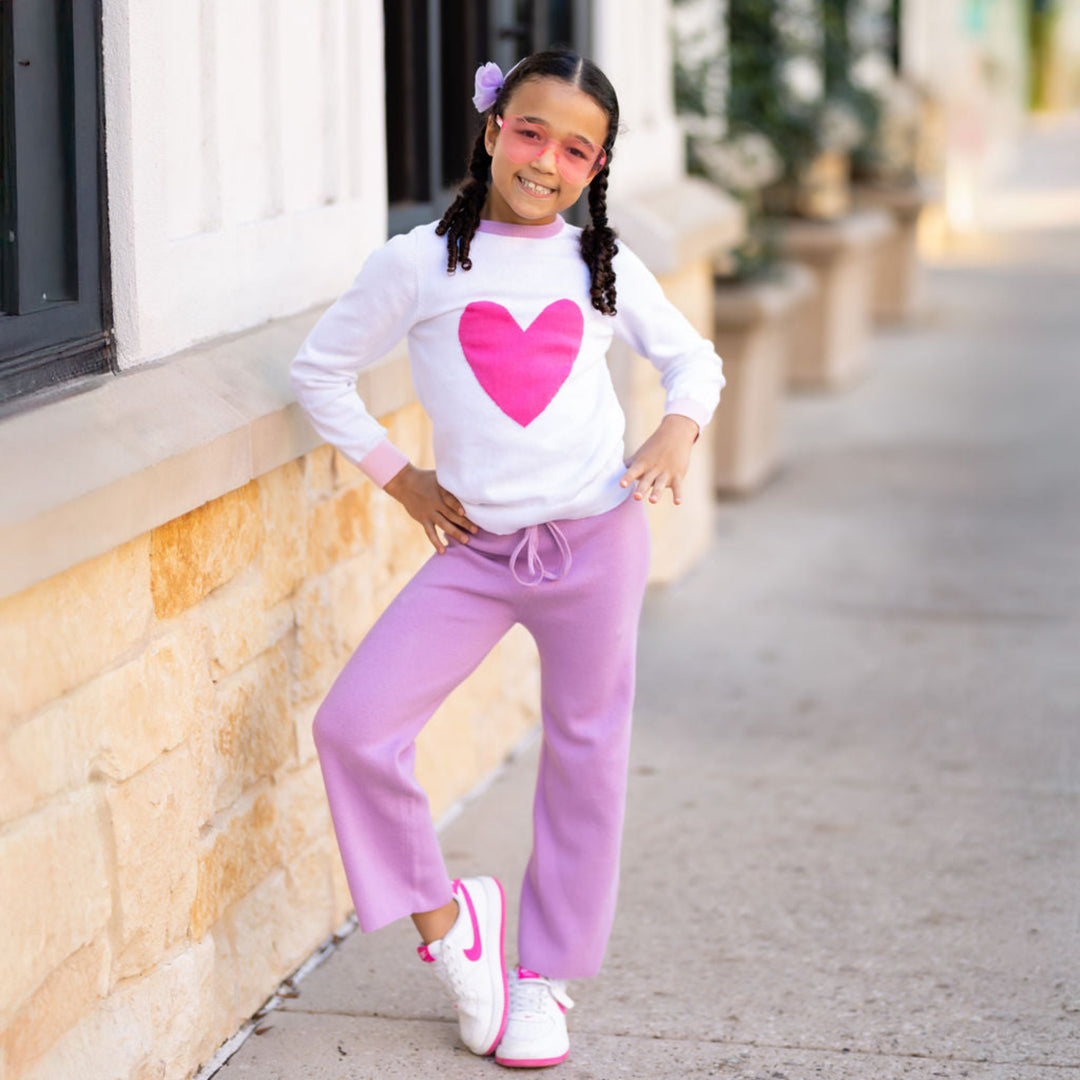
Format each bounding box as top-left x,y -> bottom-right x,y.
593,0 -> 684,200
102,0 -> 388,369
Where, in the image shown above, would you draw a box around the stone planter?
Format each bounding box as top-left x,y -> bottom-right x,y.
763,150 -> 852,221
609,177 -> 745,585
776,209 -> 895,390
853,181 -> 928,323
711,263 -> 816,495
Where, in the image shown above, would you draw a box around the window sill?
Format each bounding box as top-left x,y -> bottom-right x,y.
0,309 -> 414,601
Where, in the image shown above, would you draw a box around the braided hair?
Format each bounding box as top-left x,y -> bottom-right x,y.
435,48 -> 621,315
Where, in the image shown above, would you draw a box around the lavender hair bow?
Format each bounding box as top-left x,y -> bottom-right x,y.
472,61 -> 505,112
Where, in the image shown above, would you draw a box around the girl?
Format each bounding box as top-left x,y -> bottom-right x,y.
290,48 -> 724,1068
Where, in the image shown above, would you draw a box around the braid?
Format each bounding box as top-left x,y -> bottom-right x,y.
435,129 -> 490,273
580,163 -> 618,315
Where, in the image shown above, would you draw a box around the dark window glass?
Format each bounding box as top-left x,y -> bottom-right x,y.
0,0 -> 111,408
385,0 -> 432,207
439,0 -> 490,193
544,0 -> 573,46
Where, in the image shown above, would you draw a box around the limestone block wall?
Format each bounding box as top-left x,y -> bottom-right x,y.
0,404 -> 540,1080
615,257 -> 719,585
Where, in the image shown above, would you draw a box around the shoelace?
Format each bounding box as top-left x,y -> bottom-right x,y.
426,940 -> 474,1006
508,523 -> 573,587
508,972 -> 574,1017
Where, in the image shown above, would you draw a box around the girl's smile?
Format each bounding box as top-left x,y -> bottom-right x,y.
517,175 -> 557,199
482,77 -> 609,227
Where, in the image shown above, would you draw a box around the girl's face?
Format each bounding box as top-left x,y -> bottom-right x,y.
482,76 -> 610,227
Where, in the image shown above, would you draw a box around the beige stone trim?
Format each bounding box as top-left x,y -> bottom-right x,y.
711,264 -> 818,495
778,210 -> 896,390
0,310 -> 414,602
609,176 -> 746,277
776,207 -> 895,261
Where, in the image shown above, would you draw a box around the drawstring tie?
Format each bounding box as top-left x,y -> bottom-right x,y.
509,523 -> 573,587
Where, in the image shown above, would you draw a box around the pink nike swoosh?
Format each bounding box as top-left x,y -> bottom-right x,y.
454,879 -> 483,962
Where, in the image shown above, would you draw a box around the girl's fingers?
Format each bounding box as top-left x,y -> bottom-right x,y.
440,489 -> 479,533
648,472 -> 671,503
423,520 -> 447,554
440,488 -> 464,513
436,512 -> 472,545
634,468 -> 662,501
445,506 -> 479,533
671,474 -> 684,506
620,460 -> 647,488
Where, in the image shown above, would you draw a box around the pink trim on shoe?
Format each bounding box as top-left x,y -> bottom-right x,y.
476,876 -> 509,1056
515,968 -> 566,1013
452,878 -> 485,961
495,1051 -> 570,1068
416,943 -> 435,963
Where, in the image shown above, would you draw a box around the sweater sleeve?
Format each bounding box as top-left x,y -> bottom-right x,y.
289,231 -> 420,484
609,243 -> 724,432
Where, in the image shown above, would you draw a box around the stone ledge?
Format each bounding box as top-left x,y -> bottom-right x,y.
712,263 -> 817,328
852,180 -> 933,220
0,311 -> 414,601
774,208 -> 896,260
610,176 -> 746,277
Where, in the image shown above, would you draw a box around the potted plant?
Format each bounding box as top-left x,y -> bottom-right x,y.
674,0 -> 816,494
725,0 -> 848,220
836,0 -> 929,321
742,0 -> 895,388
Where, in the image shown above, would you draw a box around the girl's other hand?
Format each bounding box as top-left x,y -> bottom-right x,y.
383,465 -> 479,554
620,414 -> 699,506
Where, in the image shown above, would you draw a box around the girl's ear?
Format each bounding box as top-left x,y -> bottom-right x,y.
484,115 -> 498,157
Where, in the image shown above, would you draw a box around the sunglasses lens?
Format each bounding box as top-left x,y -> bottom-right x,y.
501,122 -> 546,162
558,140 -> 603,183
499,118 -> 604,183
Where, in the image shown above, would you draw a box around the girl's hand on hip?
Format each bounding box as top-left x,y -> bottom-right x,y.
620,414 -> 700,506
383,464 -> 478,554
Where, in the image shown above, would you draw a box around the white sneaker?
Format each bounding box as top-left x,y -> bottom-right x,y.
417,876 -> 508,1056
494,965 -> 574,1068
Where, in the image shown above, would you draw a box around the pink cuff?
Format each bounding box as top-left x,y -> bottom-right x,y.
359,440 -> 410,487
664,399 -> 711,440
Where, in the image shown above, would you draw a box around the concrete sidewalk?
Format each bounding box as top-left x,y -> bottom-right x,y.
214,122 -> 1080,1080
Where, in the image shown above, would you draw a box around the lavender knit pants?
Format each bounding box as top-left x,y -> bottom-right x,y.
312,493 -> 650,979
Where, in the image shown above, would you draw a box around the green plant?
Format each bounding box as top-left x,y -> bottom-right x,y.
727,0 -> 824,182
823,0 -> 897,176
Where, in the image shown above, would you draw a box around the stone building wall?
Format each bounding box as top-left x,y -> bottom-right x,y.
0,403 -> 540,1080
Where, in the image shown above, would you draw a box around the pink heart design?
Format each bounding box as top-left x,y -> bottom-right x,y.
458,299 -> 584,426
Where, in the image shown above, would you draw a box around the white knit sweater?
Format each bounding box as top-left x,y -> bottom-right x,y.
289,215 -> 724,534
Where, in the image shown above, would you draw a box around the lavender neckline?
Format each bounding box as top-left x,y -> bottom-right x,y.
477,215 -> 565,239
